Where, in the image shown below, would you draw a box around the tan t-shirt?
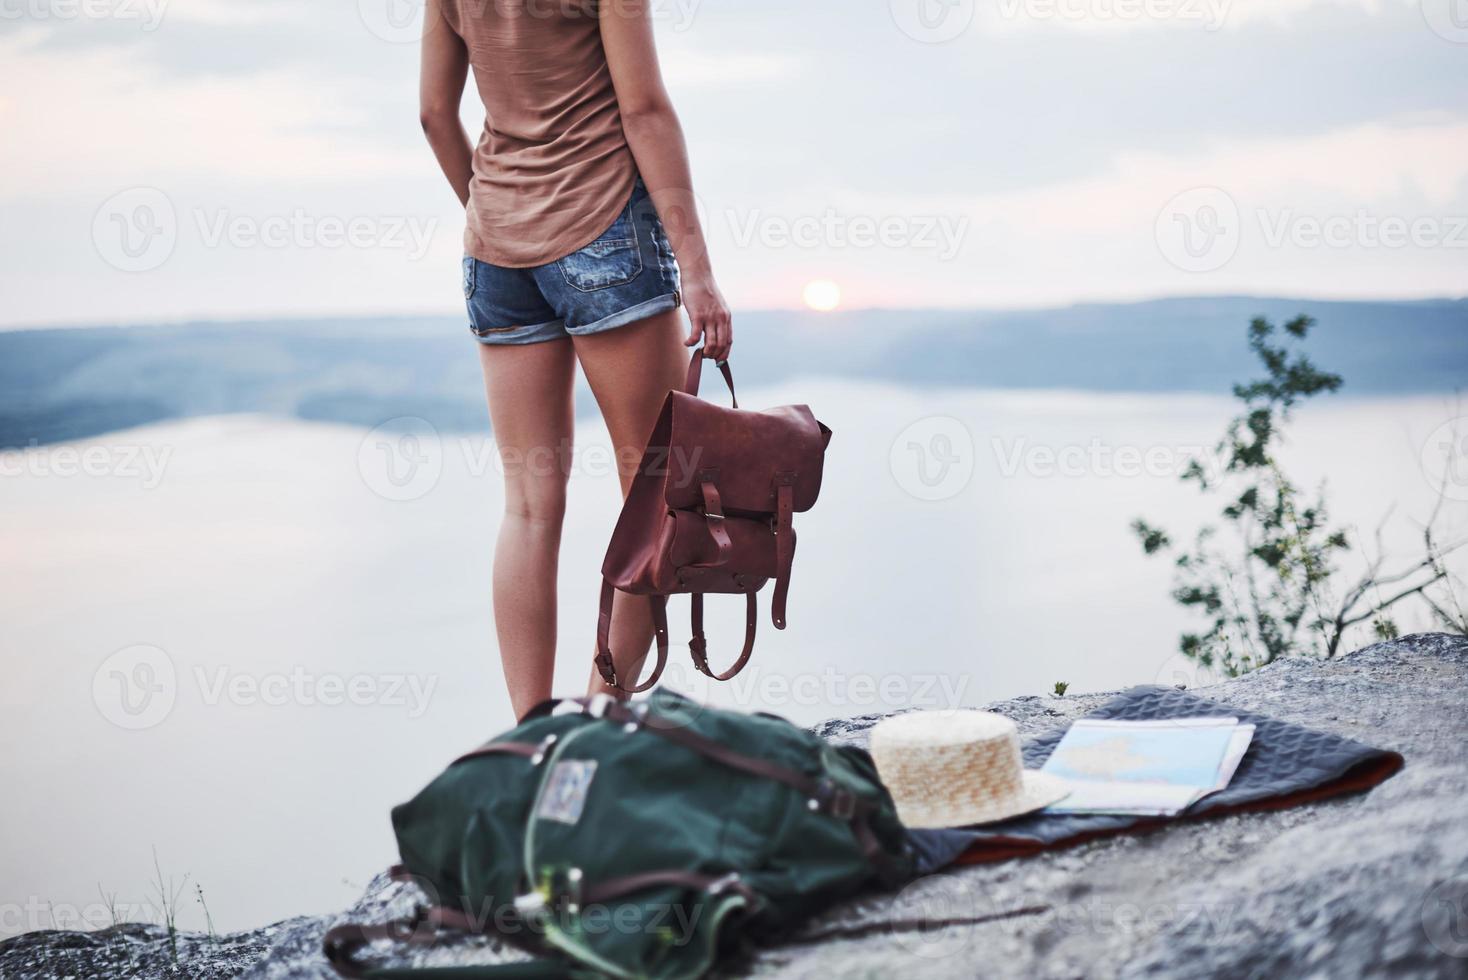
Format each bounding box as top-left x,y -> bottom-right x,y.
441,0 -> 638,268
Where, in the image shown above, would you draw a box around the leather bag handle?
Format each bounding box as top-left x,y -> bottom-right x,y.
595,581 -> 670,694
688,591 -> 758,681
684,349 -> 738,408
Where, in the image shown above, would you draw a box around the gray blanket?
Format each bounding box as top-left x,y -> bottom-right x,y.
907,684 -> 1404,874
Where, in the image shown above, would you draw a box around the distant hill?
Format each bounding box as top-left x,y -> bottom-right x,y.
2,297 -> 1464,448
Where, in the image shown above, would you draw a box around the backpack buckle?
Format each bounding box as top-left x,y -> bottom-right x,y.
529,733 -> 559,766
707,872 -> 743,897
513,891 -> 548,922
584,693 -> 616,719
620,701 -> 650,734
813,781 -> 858,820
565,867 -> 585,914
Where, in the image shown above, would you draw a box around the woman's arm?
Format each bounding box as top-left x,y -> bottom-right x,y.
420,0 -> 473,208
600,1 -> 732,361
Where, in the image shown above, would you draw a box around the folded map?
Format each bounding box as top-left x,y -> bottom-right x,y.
1040,716 -> 1256,816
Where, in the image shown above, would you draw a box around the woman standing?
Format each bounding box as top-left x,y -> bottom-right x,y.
419,0 -> 731,719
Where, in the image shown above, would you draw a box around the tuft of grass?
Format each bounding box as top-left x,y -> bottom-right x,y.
1053,681 -> 1069,697
97,884 -> 126,928
195,882 -> 216,942
150,847 -> 190,965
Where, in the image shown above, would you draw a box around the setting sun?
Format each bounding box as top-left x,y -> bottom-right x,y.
802,280 -> 842,312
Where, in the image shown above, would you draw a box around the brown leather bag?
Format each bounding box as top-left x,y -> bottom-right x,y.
594,350 -> 832,693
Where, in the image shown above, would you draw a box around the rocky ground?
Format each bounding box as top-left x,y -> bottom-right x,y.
4,633 -> 1465,979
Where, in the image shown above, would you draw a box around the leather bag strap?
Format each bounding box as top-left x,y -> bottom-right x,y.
683,349 -> 738,408
771,474 -> 796,630
595,580 -> 670,694
688,591 -> 758,681
694,470 -> 733,567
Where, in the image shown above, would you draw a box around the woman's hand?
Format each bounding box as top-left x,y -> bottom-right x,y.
681,273 -> 732,362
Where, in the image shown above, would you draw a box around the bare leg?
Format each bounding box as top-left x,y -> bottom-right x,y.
478,337 -> 577,720
573,310 -> 691,697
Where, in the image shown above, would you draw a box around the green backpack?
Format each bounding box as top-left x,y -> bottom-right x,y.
324,690 -> 913,980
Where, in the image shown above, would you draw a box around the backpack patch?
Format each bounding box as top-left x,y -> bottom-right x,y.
537,759 -> 597,825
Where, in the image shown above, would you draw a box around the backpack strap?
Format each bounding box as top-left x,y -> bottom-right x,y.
688,592 -> 758,681
770,473 -> 796,630
581,869 -> 757,906
323,903 -> 572,980
448,742 -> 539,765
323,868 -> 754,980
588,697 -> 910,885
594,580 -> 670,694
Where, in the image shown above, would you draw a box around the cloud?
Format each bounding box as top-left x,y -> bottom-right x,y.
715,116 -> 1468,308
0,30 -> 418,199
659,48 -> 802,87
829,117 -> 1468,235
161,0 -> 305,27
968,0 -> 1416,33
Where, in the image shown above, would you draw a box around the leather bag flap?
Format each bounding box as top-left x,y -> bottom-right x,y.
663,393 -> 827,514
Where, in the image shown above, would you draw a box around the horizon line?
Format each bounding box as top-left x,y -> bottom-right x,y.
2,292 -> 1464,335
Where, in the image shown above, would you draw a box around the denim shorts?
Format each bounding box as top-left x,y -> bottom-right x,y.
462,179 -> 682,345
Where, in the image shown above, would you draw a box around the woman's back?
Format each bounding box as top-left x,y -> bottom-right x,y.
441,0 -> 637,268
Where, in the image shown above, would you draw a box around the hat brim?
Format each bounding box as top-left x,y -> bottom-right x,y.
893,770 -> 1071,830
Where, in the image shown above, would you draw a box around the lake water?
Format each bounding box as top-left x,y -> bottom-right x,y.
2,381 -> 1464,937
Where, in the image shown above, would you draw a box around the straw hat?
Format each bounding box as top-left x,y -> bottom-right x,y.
870,710 -> 1070,829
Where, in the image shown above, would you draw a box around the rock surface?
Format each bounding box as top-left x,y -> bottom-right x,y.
4,633 -> 1466,979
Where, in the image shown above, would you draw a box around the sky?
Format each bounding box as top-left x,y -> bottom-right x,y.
0,0 -> 1466,327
